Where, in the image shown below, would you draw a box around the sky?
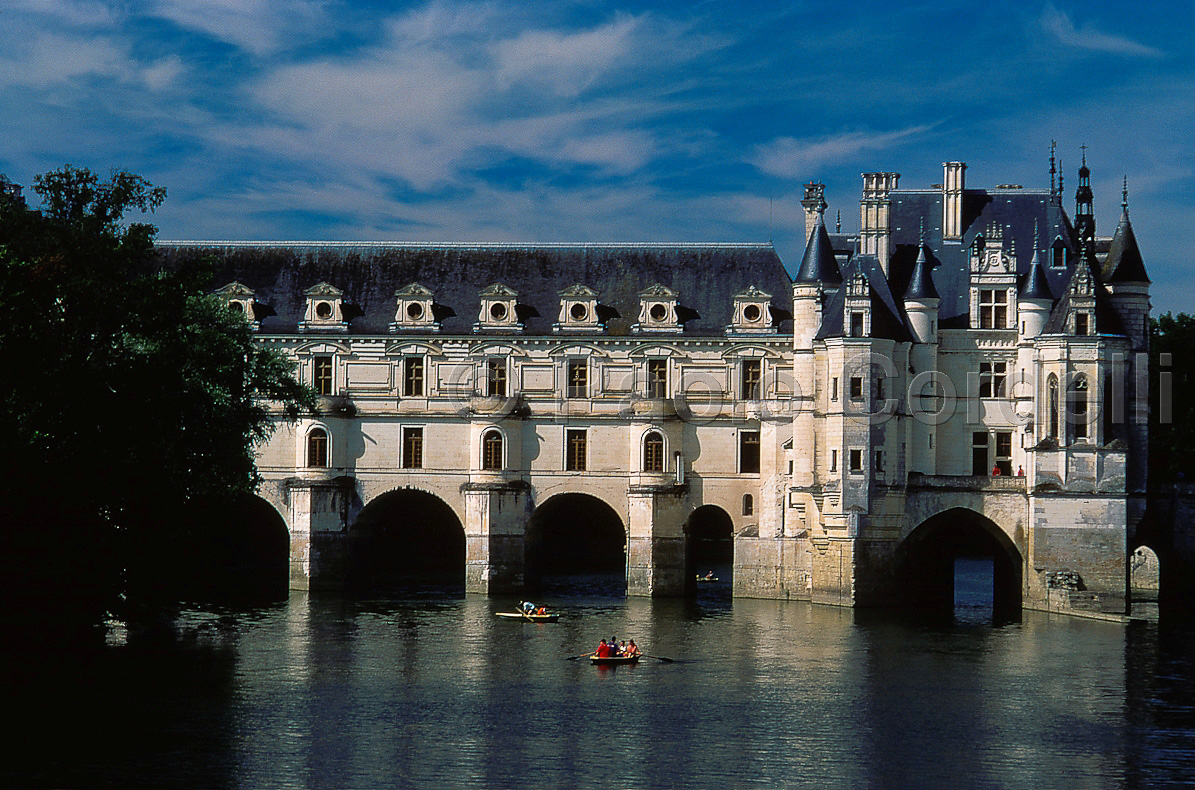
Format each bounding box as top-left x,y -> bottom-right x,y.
3,0 -> 1194,314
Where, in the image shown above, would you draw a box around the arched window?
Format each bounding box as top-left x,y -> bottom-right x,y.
1070,376 -> 1089,442
482,429 -> 504,471
1047,374 -> 1059,440
643,431 -> 665,472
742,494 -> 754,516
307,428 -> 329,467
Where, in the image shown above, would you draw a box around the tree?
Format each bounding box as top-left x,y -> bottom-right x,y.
1150,312 -> 1195,484
0,166 -> 314,635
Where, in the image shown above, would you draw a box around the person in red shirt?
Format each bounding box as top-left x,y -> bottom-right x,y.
594,639 -> 611,658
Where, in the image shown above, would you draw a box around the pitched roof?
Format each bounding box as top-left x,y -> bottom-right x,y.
903,244 -> 939,300
154,242 -> 793,336
816,255 -> 914,342
1019,250 -> 1053,301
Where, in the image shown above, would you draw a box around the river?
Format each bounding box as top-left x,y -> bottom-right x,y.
6,571 -> 1194,789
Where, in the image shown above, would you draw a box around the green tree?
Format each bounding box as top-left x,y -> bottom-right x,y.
0,166 -> 314,635
1150,312 -> 1195,484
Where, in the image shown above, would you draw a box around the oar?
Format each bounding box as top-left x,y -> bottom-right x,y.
566,652 -> 595,661
643,654 -> 674,663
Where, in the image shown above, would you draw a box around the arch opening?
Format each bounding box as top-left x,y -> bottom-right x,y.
685,505 -> 734,597
348,489 -> 465,596
895,508 -> 1022,624
525,493 -> 626,598
1130,545 -> 1161,603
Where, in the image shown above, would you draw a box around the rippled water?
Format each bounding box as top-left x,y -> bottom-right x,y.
7,579 -> 1194,789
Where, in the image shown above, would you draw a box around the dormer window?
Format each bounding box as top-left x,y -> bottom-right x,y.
474,284 -> 523,333
1075,312 -> 1090,336
213,282 -> 259,328
727,285 -> 774,335
1050,237 -> 1068,268
300,282 -> 349,333
633,284 -> 683,334
391,283 -> 440,333
554,284 -> 604,334
979,289 -> 1008,329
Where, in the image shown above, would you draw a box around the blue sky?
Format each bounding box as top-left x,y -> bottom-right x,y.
3,0 -> 1193,314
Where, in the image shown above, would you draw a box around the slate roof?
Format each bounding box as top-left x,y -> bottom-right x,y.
816,254 -> 914,342
886,189 -> 1077,329
154,242 -> 794,336
795,214 -> 843,284
1019,250 -> 1054,301
1101,208 -> 1150,284
903,244 -> 939,300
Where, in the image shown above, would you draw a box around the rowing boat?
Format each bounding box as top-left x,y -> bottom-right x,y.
495,611 -> 560,622
590,654 -> 640,665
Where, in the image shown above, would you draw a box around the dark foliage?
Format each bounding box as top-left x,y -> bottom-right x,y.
0,166 -> 314,635
1150,312 -> 1195,484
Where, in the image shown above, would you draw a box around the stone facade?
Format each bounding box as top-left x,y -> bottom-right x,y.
162,156 -> 1151,615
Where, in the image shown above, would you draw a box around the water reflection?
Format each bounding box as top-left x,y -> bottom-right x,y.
5,590 -> 1194,789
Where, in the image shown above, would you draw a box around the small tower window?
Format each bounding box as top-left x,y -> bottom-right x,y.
482,429 -> 504,471
643,431 -> 665,472
1048,374 -> 1060,439
742,494 -> 754,516
313,356 -> 333,396
647,359 -> 668,399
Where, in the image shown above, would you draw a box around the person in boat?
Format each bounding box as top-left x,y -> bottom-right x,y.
610,636 -> 621,656
625,640 -> 641,657
594,639 -> 611,658
521,601 -> 535,614
535,606 -> 548,616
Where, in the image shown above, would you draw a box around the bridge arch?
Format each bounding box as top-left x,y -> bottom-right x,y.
347,488 -> 465,594
524,492 -> 627,596
684,504 -> 734,593
895,507 -> 1023,620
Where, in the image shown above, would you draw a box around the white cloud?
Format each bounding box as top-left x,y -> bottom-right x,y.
492,14 -> 642,97
750,126 -> 937,179
1040,5 -> 1163,58
148,0 -> 331,56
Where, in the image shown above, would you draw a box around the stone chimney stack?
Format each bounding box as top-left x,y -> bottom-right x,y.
942,161 -> 966,242
860,172 -> 899,273
801,182 -> 828,241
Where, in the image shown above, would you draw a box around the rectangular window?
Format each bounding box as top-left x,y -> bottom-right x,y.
739,431 -> 761,474
979,289 -> 1008,329
994,431 -> 1012,476
647,359 -> 668,399
565,429 -> 587,471
314,355 -> 333,396
874,450 -> 884,473
402,427 -> 424,469
972,431 -> 989,476
403,356 -> 425,397
849,449 -> 863,473
875,377 -> 885,400
567,360 -> 588,399
1075,313 -> 1089,336
850,377 -> 863,399
979,361 -> 1008,398
831,377 -> 839,401
741,360 -> 762,400
830,449 -> 838,472
850,312 -> 865,338
486,358 -> 507,398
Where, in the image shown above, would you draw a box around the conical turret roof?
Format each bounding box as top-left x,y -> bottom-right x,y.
1019,249 -> 1053,301
1101,208 -> 1150,283
795,214 -> 842,284
904,244 -> 938,300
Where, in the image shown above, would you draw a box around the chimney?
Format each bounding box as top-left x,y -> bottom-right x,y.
801,182 -> 828,241
942,162 -> 966,241
860,172 -> 899,273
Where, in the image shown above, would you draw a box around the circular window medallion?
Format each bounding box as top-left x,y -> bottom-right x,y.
743,304 -> 762,322
570,303 -> 588,321
649,303 -> 668,321
490,303 -> 508,321
315,301 -> 333,319
407,302 -> 424,320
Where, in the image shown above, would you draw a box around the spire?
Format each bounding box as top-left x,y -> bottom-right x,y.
1074,147 -> 1096,261
796,212 -> 842,284
1020,249 -> 1053,301
1049,139 -> 1060,205
1102,200 -> 1150,283
904,238 -> 939,300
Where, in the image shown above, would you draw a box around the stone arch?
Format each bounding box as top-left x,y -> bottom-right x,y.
183,493 -> 291,600
895,507 -> 1023,621
524,492 -> 627,596
684,504 -> 734,593
347,488 -> 465,594
1130,515 -> 1195,613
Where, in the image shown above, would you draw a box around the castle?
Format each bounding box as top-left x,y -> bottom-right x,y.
162,153 -> 1150,615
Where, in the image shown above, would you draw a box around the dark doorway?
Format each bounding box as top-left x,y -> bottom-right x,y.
685,505 -> 734,597
349,490 -> 465,595
525,493 -> 626,597
895,508 -> 1021,624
